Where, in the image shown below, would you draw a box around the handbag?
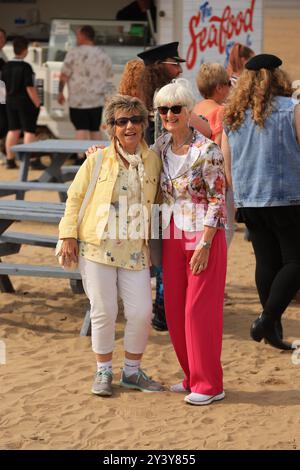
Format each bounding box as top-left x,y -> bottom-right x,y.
55,150 -> 103,271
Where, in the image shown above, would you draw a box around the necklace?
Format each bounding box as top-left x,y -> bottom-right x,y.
171,129 -> 193,151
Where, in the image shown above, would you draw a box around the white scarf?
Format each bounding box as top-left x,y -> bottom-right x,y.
116,139 -> 144,190
116,139 -> 146,238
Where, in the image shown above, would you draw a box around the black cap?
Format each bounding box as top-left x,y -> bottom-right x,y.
137,42 -> 185,66
245,53 -> 282,71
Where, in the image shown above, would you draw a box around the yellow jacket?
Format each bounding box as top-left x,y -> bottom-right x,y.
58,140 -> 161,245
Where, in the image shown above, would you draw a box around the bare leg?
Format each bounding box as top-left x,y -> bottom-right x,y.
90,131 -> 101,140
75,130 -> 90,140
125,352 -> 143,360
5,130 -> 21,160
95,352 -> 113,363
23,131 -> 36,145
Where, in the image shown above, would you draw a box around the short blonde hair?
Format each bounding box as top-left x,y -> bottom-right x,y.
104,94 -> 148,138
197,63 -> 230,98
154,78 -> 195,111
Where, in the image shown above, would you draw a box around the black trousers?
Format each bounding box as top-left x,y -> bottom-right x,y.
240,206 -> 300,320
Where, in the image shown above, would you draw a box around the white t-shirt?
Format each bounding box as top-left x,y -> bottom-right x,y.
61,45 -> 113,108
166,147 -> 188,179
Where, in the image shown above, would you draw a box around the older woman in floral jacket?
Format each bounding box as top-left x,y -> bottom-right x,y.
153,79 -> 227,406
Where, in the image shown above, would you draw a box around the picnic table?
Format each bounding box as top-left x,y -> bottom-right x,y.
11,139 -> 108,201
0,199 -> 90,336
0,199 -> 70,292
0,199 -> 91,335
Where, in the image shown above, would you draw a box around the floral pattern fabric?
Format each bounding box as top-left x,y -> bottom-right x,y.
79,160 -> 150,271
61,45 -> 113,108
152,130 -> 227,232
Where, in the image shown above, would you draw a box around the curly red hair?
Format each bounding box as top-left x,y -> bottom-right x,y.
118,59 -> 146,102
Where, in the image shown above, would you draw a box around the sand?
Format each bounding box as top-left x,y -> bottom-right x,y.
1,9 -> 300,451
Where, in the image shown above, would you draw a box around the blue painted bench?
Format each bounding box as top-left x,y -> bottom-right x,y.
0,181 -> 69,200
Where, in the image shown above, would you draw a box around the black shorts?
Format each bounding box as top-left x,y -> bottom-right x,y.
0,104 -> 8,138
6,100 -> 39,133
69,107 -> 103,131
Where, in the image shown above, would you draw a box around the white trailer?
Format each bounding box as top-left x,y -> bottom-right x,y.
2,0 -> 263,138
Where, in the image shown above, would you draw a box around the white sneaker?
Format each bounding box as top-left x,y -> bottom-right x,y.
184,391 -> 225,405
170,382 -> 190,392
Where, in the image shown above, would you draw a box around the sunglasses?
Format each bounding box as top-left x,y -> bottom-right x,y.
112,115 -> 143,127
160,61 -> 181,66
157,105 -> 183,115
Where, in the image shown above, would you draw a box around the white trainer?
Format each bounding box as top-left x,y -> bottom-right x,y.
184,391 -> 225,405
170,382 -> 190,393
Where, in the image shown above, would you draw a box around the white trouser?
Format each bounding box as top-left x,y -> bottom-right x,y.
79,256 -> 153,354
225,187 -> 235,249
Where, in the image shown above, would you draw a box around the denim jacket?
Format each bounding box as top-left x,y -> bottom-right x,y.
226,96 -> 300,207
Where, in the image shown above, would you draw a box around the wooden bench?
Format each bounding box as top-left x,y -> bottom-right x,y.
0,262 -> 81,279
0,200 -> 81,291
61,166 -> 79,181
0,181 -> 69,200
0,199 -> 91,335
0,231 -> 57,248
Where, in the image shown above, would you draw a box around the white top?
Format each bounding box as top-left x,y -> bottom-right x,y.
61,45 -> 113,108
166,147 -> 188,179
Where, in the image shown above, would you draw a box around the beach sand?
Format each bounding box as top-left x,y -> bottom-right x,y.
0,10 -> 300,450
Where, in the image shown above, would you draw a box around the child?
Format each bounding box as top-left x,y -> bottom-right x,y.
2,36 -> 41,169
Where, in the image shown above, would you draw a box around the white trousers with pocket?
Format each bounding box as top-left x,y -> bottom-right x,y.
79,256 -> 153,354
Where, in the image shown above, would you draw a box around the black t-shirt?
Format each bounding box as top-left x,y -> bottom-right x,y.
2,60 -> 35,105
0,57 -> 6,74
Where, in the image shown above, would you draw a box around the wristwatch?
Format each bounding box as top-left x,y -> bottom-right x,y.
200,240 -> 211,249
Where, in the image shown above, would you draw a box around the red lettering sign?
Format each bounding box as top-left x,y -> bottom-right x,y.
186,0 -> 255,70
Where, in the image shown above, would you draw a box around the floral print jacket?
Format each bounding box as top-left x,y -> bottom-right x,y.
152,130 -> 227,232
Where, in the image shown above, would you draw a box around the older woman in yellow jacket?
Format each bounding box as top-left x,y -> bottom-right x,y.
59,95 -> 164,396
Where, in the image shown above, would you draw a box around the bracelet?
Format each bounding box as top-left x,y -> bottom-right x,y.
199,240 -> 211,249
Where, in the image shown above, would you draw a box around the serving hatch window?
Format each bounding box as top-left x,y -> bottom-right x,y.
47,19 -> 148,65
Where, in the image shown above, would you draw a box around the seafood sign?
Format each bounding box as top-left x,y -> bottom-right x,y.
184,0 -> 260,71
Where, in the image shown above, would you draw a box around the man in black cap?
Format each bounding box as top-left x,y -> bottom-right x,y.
138,41 -> 185,81
138,41 -> 185,144
136,42 -> 185,332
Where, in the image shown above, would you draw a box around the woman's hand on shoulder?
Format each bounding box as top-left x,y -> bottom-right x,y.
85,144 -> 105,157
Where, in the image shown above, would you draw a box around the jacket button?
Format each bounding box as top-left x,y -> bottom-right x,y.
145,179 -> 149,183
147,200 -> 150,203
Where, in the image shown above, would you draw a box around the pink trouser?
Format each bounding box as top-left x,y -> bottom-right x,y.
162,218 -> 227,395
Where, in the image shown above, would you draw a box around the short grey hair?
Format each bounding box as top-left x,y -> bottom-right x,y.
154,78 -> 196,111
104,94 -> 148,138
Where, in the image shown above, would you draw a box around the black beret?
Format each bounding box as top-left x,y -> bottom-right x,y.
245,53 -> 282,71
137,42 -> 185,66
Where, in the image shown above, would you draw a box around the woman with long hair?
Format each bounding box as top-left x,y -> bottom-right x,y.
227,42 -> 254,85
222,54 -> 300,351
